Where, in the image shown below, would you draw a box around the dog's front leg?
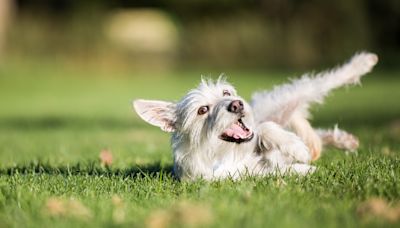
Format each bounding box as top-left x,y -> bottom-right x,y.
257,121 -> 312,165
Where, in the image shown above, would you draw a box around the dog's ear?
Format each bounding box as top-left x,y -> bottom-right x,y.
133,99 -> 177,132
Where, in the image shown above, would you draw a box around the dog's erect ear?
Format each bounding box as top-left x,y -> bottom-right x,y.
133,99 -> 177,132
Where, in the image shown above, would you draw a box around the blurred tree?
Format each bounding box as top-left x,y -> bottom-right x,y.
0,0 -> 15,62
8,0 -> 400,69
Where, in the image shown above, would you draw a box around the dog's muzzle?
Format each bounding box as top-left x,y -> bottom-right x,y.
227,100 -> 244,113
220,100 -> 254,143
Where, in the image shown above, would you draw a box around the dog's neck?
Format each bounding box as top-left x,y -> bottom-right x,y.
172,133 -> 259,180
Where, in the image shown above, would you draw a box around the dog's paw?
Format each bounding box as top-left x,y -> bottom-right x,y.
278,133 -> 311,164
257,122 -> 311,164
332,126 -> 359,152
350,52 -> 379,75
367,53 -> 378,65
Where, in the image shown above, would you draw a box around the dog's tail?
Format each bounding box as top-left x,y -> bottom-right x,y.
251,52 -> 378,126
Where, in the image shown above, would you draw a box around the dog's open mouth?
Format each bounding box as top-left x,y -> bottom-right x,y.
219,118 -> 254,143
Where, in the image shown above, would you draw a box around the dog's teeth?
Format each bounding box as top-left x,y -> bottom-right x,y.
237,119 -> 247,129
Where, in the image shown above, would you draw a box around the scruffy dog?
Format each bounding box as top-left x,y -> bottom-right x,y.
133,52 -> 378,181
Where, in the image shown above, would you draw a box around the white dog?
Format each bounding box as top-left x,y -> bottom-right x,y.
133,52 -> 378,181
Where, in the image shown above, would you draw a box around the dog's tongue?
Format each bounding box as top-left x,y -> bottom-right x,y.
224,123 -> 250,139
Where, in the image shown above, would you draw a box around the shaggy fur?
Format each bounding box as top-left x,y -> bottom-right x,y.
133,52 -> 378,181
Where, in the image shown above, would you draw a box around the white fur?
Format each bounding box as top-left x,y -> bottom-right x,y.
133,52 -> 378,181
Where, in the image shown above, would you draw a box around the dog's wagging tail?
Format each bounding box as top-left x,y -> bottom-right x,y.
133,52 -> 378,181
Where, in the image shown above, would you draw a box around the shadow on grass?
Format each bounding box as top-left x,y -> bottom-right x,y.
0,161 -> 174,179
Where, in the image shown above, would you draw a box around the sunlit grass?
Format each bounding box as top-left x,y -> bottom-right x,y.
0,63 -> 399,227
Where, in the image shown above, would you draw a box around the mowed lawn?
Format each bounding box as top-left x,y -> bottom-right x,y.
0,63 -> 399,228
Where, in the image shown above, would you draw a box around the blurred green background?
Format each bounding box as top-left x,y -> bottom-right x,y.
1,0 -> 400,70
0,0 -> 400,145
0,0 -> 398,160
0,0 -> 399,165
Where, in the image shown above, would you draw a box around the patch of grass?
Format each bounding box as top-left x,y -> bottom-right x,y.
0,64 -> 399,227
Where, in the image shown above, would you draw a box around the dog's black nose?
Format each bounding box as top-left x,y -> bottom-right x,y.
228,100 -> 244,113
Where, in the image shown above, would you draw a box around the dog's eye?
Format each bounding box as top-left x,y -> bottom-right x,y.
197,106 -> 209,115
223,90 -> 231,96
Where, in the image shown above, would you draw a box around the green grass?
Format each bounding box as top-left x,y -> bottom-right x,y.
0,63 -> 399,227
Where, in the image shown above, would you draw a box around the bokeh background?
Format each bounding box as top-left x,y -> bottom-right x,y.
1,0 -> 400,70
0,0 -> 399,165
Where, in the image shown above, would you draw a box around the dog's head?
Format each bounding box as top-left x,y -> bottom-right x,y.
133,77 -> 255,152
